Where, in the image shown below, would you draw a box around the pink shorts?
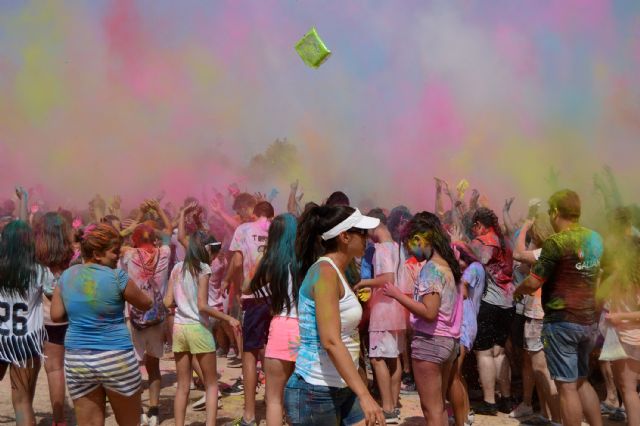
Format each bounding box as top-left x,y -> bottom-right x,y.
265,316 -> 300,362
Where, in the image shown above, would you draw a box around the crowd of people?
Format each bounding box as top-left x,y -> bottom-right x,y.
0,173 -> 639,426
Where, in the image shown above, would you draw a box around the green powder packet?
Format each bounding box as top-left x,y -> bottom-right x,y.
295,27 -> 331,68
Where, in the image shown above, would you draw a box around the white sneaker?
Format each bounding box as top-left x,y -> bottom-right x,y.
141,413 -> 149,425
191,394 -> 223,411
192,395 -> 207,411
147,414 -> 158,426
509,402 -> 533,418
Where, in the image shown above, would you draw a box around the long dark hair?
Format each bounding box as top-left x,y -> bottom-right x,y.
405,214 -> 462,283
473,207 -> 507,251
295,203 -> 354,285
250,213 -> 299,315
184,230 -> 217,278
35,212 -> 73,271
0,220 -> 38,298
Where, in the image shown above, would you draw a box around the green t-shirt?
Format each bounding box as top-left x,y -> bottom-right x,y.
531,226 -> 603,325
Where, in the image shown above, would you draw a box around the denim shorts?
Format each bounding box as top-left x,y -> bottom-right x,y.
542,321 -> 597,382
284,373 -> 364,426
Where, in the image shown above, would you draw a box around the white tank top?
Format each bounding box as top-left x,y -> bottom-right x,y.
294,257 -> 362,388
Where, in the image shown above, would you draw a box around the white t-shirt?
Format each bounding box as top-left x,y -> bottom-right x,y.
170,261 -> 212,326
229,218 -> 270,299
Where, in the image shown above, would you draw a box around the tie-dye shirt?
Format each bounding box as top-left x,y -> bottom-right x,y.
531,226 -> 603,325
410,260 -> 463,338
368,241 -> 406,331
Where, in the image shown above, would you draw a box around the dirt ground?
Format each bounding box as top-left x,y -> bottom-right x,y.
0,352 -> 622,425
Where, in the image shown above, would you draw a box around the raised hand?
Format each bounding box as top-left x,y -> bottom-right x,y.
254,192 -> 267,203
182,201 -> 199,214
448,223 -> 465,242
503,197 -> 515,212
108,195 -> 122,214
15,186 -> 28,200
146,198 -> 161,211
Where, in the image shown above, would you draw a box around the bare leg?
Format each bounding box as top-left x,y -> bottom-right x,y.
577,378 -> 602,426
388,357 -> 402,409
264,357 -> 295,426
475,349 -> 496,403
145,356 -> 161,410
520,349 -> 533,406
599,360 -> 620,408
173,352 -> 192,426
72,386 -> 106,426
44,342 -> 67,423
612,358 -> 640,426
530,350 -> 561,422
195,352 -> 219,426
242,349 -> 259,422
555,380 -> 583,426
448,347 -> 469,426
164,313 -> 174,348
106,387 -> 143,426
494,345 -> 511,398
9,358 -> 41,426
413,358 -> 446,425
371,357 -> 394,412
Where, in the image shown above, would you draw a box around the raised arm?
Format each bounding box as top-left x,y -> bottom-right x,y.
15,186 -> 28,222
502,197 -> 516,237
178,201 -> 198,249
147,199 -> 172,236
210,195 -> 239,231
287,180 -> 304,216
434,178 -> 446,220
513,219 -> 538,265
108,195 -> 122,219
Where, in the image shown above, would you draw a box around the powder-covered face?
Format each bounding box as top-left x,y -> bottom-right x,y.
407,233 -> 433,262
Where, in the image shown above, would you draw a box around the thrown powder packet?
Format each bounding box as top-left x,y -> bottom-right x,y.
295,27 -> 331,68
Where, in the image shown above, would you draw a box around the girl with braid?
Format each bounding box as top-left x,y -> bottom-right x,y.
383,213 -> 463,426
468,207 -> 515,415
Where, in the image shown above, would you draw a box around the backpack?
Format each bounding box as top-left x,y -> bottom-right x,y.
129,250 -> 166,329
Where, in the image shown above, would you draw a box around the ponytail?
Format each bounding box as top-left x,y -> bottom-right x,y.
295,203 -> 354,286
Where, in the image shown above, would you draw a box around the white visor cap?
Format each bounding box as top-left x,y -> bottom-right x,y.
320,208 -> 380,241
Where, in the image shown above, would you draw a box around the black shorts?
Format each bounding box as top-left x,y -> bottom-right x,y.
241,298 -> 271,352
45,324 -> 68,346
474,301 -> 515,351
510,313 -> 526,349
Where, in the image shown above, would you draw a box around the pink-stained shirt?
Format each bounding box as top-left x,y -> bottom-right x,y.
368,242 -> 407,332
410,260 -> 463,339
229,217 -> 270,299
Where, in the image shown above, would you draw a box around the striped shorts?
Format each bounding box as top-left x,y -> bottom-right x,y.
64,349 -> 141,400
